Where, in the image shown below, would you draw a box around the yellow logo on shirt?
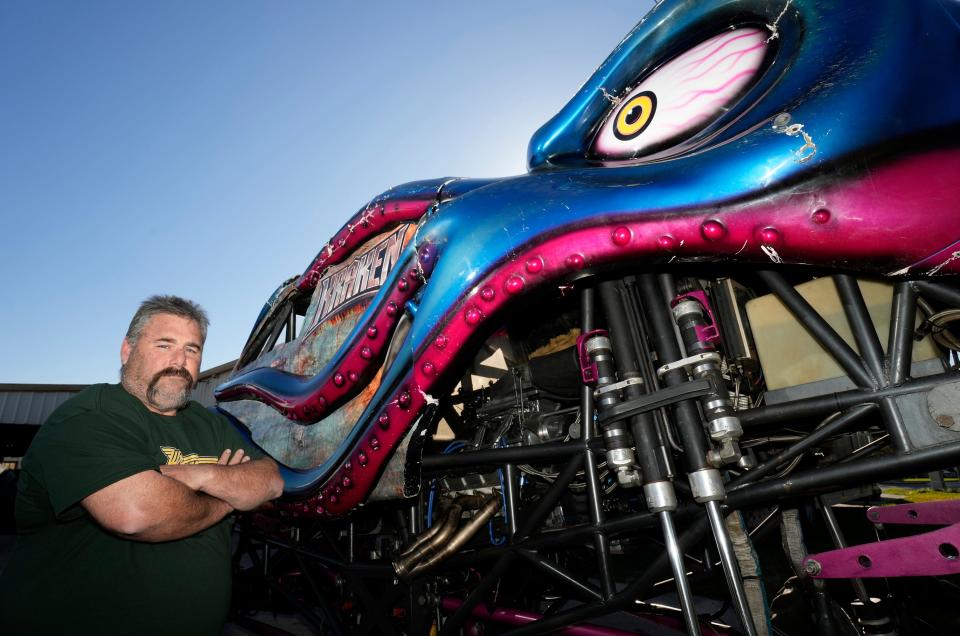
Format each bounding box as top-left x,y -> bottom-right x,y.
161,446 -> 219,465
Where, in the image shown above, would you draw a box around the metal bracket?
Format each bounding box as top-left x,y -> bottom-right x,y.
805,522 -> 960,578
866,499 -> 960,525
593,376 -> 644,398
671,290 -> 721,344
597,378 -> 713,426
576,329 -> 608,385
805,499 -> 960,578
657,352 -> 721,378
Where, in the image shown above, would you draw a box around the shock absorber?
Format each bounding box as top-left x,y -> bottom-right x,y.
670,289 -> 744,467
579,331 -> 642,487
598,280 -> 702,636
640,274 -> 758,636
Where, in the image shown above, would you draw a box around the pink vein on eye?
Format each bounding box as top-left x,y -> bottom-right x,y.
659,98 -> 730,130
679,41 -> 766,84
678,31 -> 762,73
673,69 -> 759,109
673,32 -> 725,61
669,32 -> 733,68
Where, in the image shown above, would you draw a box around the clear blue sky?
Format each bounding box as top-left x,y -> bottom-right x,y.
0,1 -> 653,384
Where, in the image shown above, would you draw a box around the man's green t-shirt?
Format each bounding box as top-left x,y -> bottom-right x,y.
0,383 -> 262,635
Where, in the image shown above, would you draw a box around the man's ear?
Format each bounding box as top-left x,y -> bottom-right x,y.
121,338 -> 132,365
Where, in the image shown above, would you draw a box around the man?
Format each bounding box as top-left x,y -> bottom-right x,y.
0,295 -> 284,635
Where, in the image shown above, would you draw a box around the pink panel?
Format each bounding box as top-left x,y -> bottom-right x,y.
295,198 -> 434,293
807,523 -> 960,578
439,596 -> 730,636
218,243 -> 438,423
867,500 -> 960,526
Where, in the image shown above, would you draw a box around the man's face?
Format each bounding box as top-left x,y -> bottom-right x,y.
120,313 -> 203,415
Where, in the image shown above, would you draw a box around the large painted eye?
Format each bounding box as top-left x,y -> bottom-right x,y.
593,27 -> 768,160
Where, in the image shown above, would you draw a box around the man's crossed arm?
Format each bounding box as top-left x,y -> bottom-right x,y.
159,449 -> 283,511
82,450 -> 283,543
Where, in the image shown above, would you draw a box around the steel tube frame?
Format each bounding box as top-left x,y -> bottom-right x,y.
491,436 -> 960,635
292,551 -> 349,636
432,276 -> 958,635
705,500 -> 757,636
660,509 -> 702,636
440,431 -> 960,559
834,275 -> 886,383
579,286 -> 616,598
239,273 -> 960,636
740,403 -> 876,484
599,279 -> 700,634
888,281 -> 918,387
421,396 -> 948,561
757,271 -> 877,389
760,272 -> 926,453
914,280 -> 960,307
738,371 -> 958,427
502,518 -> 714,636
516,549 -> 604,602
439,453 -> 586,635
882,281 -> 919,452
429,435 -> 960,635
504,461 -> 520,538
817,497 -> 871,603
726,438 -> 960,508
422,440 -> 590,471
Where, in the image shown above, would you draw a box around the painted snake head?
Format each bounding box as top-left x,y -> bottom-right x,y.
217,0 -> 960,516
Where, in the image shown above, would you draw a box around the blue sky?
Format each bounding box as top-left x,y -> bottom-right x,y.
0,1 -> 653,384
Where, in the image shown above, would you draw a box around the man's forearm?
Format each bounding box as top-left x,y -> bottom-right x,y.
162,458 -> 283,511
128,488 -> 233,542
82,469 -> 235,543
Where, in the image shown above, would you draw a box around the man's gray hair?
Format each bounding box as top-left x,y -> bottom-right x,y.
125,295 -> 209,345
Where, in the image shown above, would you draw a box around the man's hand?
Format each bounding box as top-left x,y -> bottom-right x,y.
218,448 -> 251,466
159,448 -> 249,490
160,451 -> 283,511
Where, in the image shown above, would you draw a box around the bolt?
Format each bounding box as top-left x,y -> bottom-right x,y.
784,123 -> 804,137
804,559 -> 822,576
936,414 -> 955,429
869,510 -> 880,521
772,112 -> 791,131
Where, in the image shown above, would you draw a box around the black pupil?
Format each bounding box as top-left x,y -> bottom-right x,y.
625,104 -> 645,125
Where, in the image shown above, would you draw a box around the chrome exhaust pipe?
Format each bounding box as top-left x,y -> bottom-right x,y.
406,495 -> 502,579
394,494 -> 486,579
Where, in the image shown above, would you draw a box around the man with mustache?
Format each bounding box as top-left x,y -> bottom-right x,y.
0,295 -> 284,635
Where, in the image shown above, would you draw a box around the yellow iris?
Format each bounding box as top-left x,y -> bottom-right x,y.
614,91 -> 657,141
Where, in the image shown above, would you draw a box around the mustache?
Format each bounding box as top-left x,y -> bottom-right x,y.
151,366 -> 195,385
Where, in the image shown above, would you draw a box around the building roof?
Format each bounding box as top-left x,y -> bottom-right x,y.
0,385 -> 87,426
191,360 -> 237,407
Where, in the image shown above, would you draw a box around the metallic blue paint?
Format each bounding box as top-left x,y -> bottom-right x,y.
221,0 -> 960,498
